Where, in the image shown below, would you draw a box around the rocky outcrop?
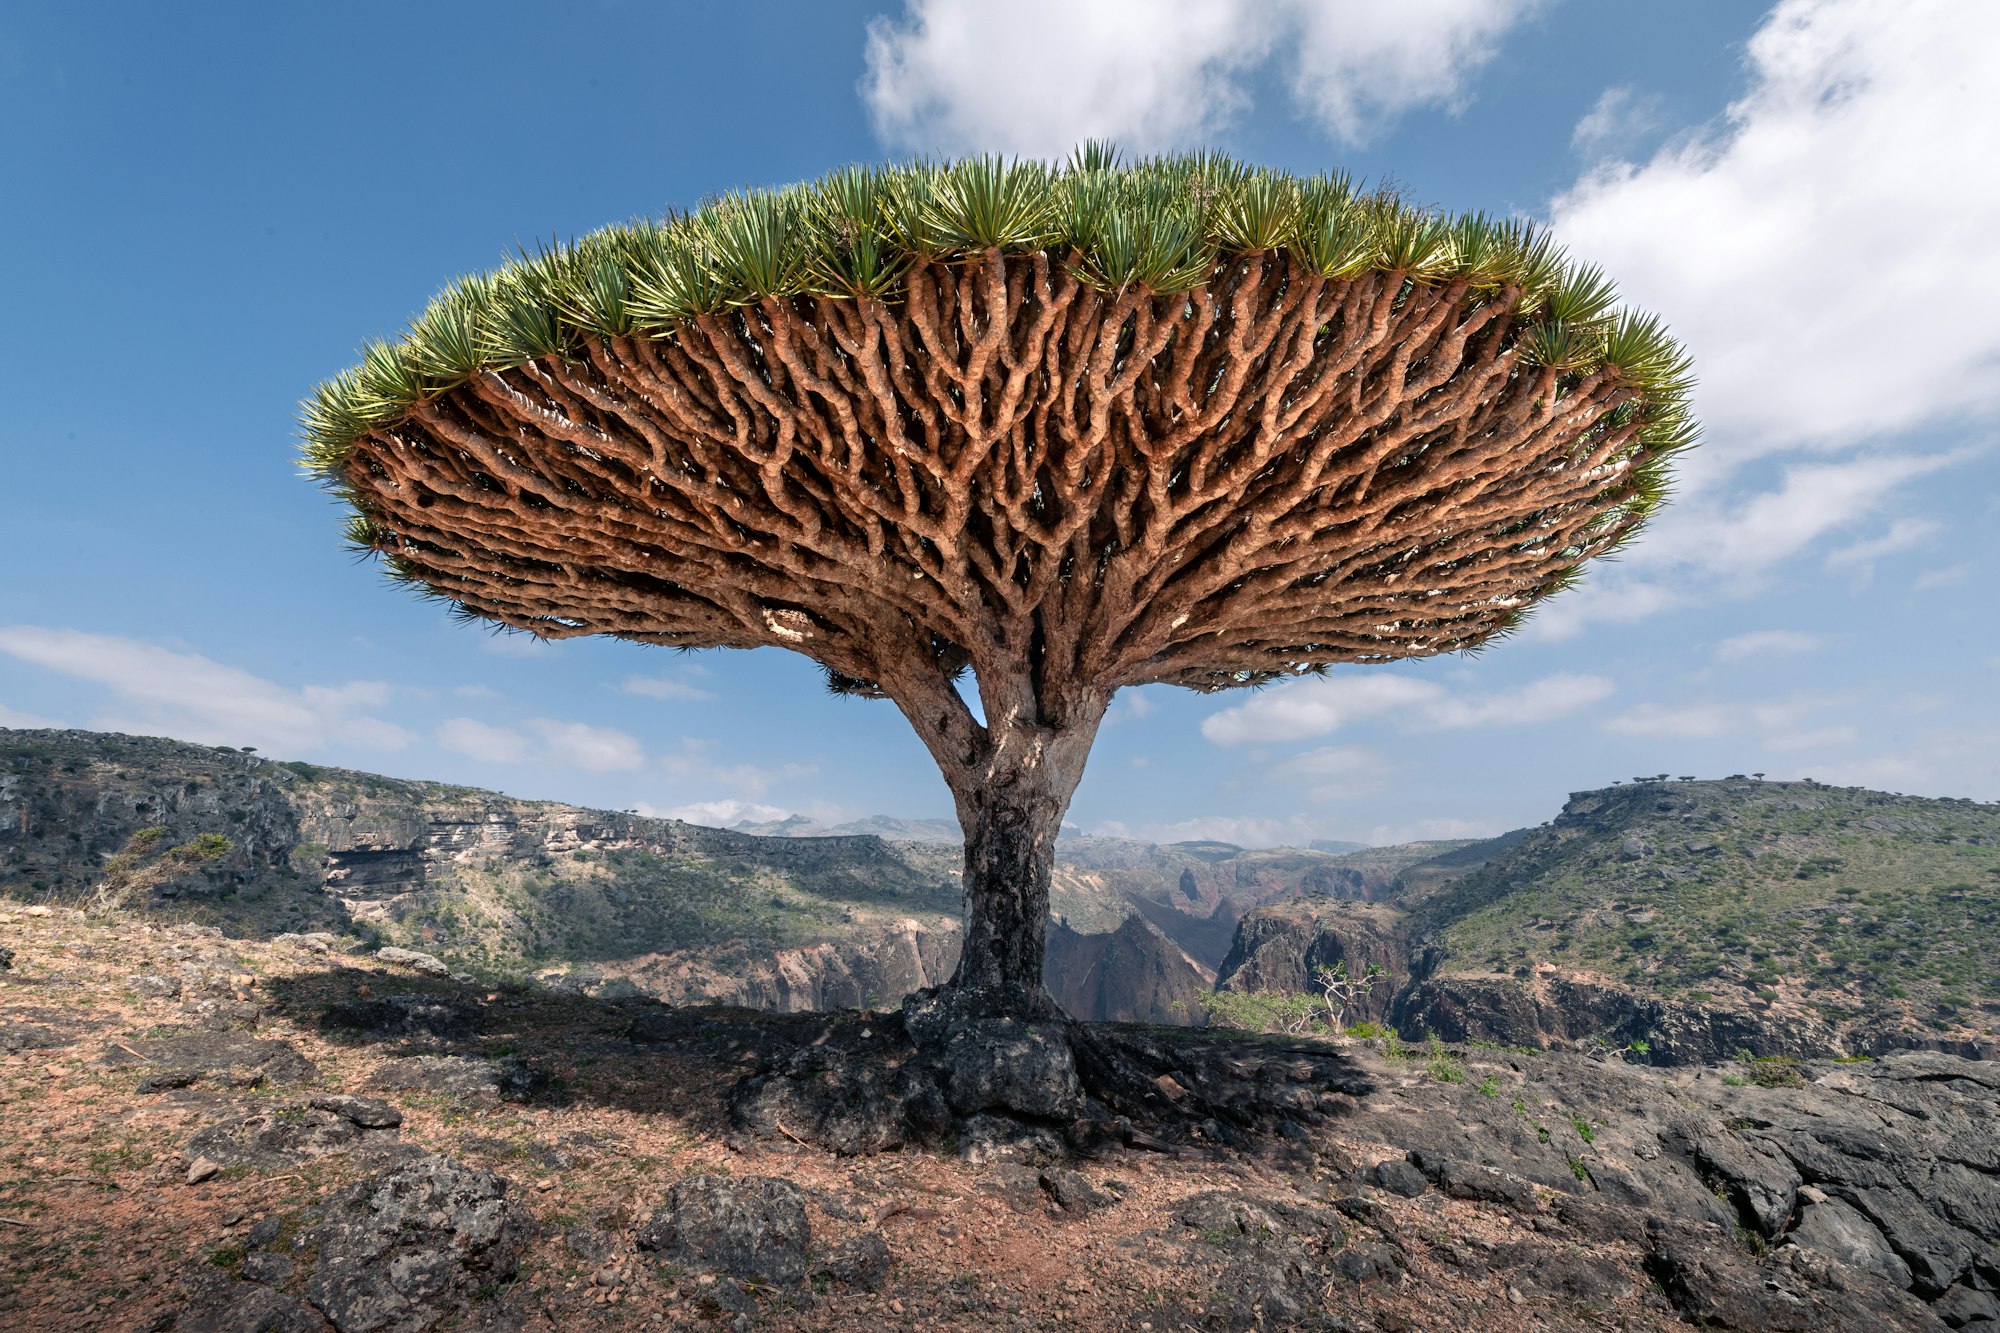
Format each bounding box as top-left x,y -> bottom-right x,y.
621,916 -> 961,1014
1391,973 -> 1844,1064
302,1154 -> 530,1333
1212,897 -> 1408,1024
0,731 -> 311,905
1045,914 -> 1211,1024
637,1176 -> 812,1285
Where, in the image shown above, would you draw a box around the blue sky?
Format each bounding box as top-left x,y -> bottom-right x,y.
3,0 -> 1995,846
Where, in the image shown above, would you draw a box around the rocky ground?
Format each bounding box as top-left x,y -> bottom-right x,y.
2,906 -> 1995,1332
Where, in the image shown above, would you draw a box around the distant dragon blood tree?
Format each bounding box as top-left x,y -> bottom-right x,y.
302,150 -> 1693,1023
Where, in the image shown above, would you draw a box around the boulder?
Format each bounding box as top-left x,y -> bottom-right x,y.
1408,1149 -> 1537,1209
300,1154 -> 528,1333
728,1025 -> 948,1155
808,1233 -> 892,1292
1366,1157 -> 1429,1199
0,1021 -> 71,1054
373,947 -> 450,978
185,1098 -> 403,1170
635,1175 -> 811,1285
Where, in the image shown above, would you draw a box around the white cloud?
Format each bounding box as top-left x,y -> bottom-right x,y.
1824,517 -> 1940,571
658,738 -> 817,797
0,626 -> 410,755
1089,812 -> 1340,849
1713,630 -> 1823,662
1423,673 -> 1616,729
1274,745 -> 1388,800
1913,563 -> 1971,591
1551,0 -> 2000,454
0,702 -> 63,730
1202,671 -> 1613,746
437,718 -> 533,764
1603,691 -> 1860,751
1531,451 -> 1961,639
619,673 -> 716,703
643,799 -> 794,828
1654,455 -> 1956,576
1571,86 -> 1665,157
1362,816 -> 1510,847
1089,809 -> 1513,849
1811,724 -> 2000,800
861,0 -> 1537,156
453,683 -> 503,701
1283,0 -> 1541,145
1764,724 -> 1859,753
438,716 -> 646,772
526,719 -> 646,773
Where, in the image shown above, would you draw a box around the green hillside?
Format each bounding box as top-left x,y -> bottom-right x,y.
1416,778 -> 2000,1038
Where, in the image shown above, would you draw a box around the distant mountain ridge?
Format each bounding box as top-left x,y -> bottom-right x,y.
17,727 -> 1985,1061
1215,778 -> 2000,1061
0,728 -> 1389,1023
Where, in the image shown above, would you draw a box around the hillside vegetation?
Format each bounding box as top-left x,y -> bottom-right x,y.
1414,778 -> 2000,1037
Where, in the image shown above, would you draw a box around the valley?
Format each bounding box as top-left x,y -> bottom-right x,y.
3,728 -> 1996,1061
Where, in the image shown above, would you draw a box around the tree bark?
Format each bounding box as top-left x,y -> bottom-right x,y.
885,655 -> 1108,1021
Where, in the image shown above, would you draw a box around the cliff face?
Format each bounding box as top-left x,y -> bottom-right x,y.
1212,780 -> 2000,1062
0,729 -> 1178,1022
1045,915 -> 1212,1026
0,732 -> 319,910
1212,897 -> 1407,1025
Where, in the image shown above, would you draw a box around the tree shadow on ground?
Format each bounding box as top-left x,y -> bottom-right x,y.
257,962 -> 1378,1160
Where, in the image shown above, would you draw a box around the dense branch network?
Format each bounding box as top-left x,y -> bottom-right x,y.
343,251 -> 1646,711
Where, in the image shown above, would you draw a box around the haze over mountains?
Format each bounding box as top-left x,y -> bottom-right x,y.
3,727 -> 1994,1061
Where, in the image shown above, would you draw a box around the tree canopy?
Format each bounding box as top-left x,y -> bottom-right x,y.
300,149 -> 1693,699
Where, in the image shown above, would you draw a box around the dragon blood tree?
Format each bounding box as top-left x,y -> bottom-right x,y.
302,150 -> 1693,1026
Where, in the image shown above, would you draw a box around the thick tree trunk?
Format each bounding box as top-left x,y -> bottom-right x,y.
951,753 -> 1068,1010
884,656 -> 1108,1023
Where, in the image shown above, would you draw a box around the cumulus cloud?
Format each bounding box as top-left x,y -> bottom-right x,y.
1201,671 -> 1613,746
1603,690 -> 1860,753
1102,688 -> 1161,727
1553,0 -> 2000,454
1713,630 -> 1823,662
437,718 -> 534,764
526,720 -> 647,773
659,738 -> 817,797
436,716 -> 646,772
1089,812 -> 1342,849
1089,810 -> 1508,850
1824,516 -> 1941,572
861,0 -> 1538,156
1527,1 -> 1999,641
1571,86 -> 1666,157
0,626 -> 410,754
1274,745 -> 1390,801
1360,816 -> 1511,847
1811,724 -> 2000,800
1913,563 -> 1971,591
1530,450 -> 1962,639
641,799 -> 794,828
1285,0 -> 1542,144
